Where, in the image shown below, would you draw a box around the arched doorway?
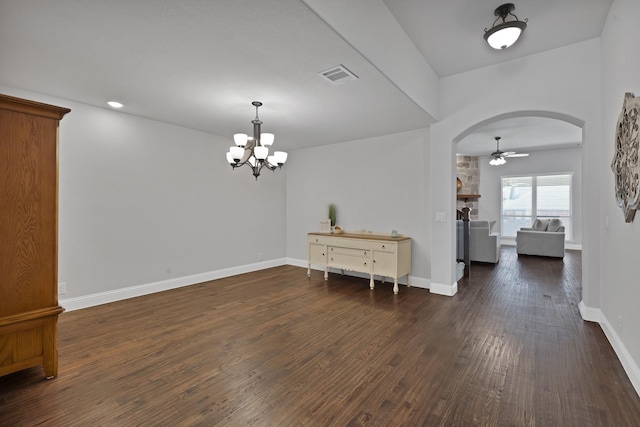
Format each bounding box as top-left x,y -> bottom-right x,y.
428,110 -> 586,297
455,114 -> 583,254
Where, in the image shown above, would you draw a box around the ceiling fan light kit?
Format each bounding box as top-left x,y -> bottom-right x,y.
226,101 -> 287,180
489,136 -> 529,166
489,155 -> 507,166
484,3 -> 528,50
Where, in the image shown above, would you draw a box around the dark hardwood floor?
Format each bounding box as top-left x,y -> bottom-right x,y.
1,247 -> 640,426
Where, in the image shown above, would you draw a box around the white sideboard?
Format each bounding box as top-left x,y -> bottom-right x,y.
307,232 -> 412,294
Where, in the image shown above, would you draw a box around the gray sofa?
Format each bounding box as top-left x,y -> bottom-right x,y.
456,220 -> 500,264
516,218 -> 565,258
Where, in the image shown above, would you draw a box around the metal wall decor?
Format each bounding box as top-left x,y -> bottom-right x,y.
611,92 -> 640,222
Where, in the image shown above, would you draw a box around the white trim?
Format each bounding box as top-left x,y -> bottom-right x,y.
501,238 -> 517,246
429,281 -> 458,296
60,258 -> 287,312
500,239 -> 582,250
61,258 -> 432,312
287,257 -> 312,269
407,276 -> 430,290
578,300 -> 601,322
579,301 -> 640,397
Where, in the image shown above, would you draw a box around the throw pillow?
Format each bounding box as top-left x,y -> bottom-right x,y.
532,219 -> 550,231
547,218 -> 563,232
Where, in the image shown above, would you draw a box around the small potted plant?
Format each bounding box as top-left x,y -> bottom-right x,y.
328,204 -> 337,233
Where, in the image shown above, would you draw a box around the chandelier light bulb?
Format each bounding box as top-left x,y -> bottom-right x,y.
274,151 -> 288,166
254,146 -> 268,160
233,133 -> 248,147
230,146 -> 244,162
260,133 -> 274,146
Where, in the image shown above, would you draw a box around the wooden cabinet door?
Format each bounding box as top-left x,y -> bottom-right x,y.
373,251 -> 395,276
309,244 -> 326,264
0,108 -> 58,316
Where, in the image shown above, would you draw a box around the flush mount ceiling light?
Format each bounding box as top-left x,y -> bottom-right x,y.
484,3 -> 528,50
226,101 -> 287,180
107,101 -> 123,109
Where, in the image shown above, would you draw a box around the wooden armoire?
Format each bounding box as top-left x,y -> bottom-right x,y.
0,94 -> 70,379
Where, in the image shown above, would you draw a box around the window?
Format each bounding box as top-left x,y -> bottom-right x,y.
501,174 -> 572,240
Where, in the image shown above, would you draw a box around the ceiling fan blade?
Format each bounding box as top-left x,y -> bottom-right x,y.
504,153 -> 529,158
502,151 -> 516,156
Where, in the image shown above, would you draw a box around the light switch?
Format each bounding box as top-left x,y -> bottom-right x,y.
435,212 -> 446,222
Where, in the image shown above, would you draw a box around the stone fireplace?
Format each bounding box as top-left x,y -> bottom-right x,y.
456,155 -> 480,220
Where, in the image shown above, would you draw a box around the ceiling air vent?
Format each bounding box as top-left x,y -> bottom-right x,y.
318,65 -> 358,85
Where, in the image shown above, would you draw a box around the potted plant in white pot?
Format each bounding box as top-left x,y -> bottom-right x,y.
328,204 -> 337,233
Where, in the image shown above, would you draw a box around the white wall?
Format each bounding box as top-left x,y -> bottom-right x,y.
0,85 -> 287,300
477,146 -> 583,244
285,128 -> 431,284
430,39 -> 602,298
599,0 -> 640,388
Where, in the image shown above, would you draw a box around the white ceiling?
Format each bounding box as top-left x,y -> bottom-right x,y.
383,0 -> 612,78
0,1 -> 612,153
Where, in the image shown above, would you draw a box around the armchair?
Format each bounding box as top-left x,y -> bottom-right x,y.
456,220 -> 500,264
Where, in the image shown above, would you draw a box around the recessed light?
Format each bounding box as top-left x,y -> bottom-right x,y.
107,101 -> 123,109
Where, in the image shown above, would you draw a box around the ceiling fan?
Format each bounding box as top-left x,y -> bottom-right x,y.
489,136 -> 529,165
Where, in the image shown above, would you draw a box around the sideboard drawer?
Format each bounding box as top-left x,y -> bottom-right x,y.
328,253 -> 371,273
373,242 -> 396,252
328,246 -> 370,258
309,235 -> 332,245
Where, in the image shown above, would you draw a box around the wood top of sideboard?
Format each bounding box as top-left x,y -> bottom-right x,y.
308,232 -> 411,242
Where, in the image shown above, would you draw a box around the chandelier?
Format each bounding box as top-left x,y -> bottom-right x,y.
226,101 -> 288,179
483,3 -> 528,50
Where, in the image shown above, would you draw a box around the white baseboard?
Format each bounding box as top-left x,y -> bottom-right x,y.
429,281 -> 458,296
578,300 -> 601,322
500,240 -> 582,250
286,257 -> 312,269
61,258 -> 432,312
60,258 -> 287,312
408,276 -> 430,290
579,300 -> 640,397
